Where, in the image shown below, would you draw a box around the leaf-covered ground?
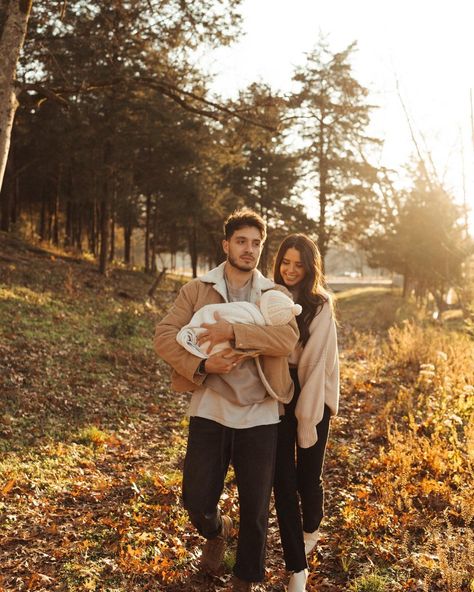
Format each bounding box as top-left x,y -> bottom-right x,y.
1,232 -> 473,592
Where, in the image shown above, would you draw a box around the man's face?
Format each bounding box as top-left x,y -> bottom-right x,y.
223,225 -> 264,272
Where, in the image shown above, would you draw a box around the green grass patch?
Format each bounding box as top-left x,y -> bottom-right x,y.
0,442 -> 96,494
349,572 -> 390,592
75,425 -> 118,447
335,287 -> 421,333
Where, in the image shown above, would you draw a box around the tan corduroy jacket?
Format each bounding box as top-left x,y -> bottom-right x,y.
154,262 -> 299,404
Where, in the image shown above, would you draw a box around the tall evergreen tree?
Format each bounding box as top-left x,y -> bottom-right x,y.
291,38 -> 379,266
220,84 -> 308,274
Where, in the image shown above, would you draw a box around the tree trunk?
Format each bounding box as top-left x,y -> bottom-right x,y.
109,181 -> 116,262
189,222 -> 198,278
318,194 -> 328,268
95,199 -> 100,256
64,166 -> 74,247
52,193 -> 59,245
123,223 -> 132,265
0,0 -> 33,193
99,194 -> 110,274
147,267 -> 168,301
109,206 -> 115,263
144,193 -> 151,273
150,198 -> 158,273
99,141 -> 112,275
52,167 -> 61,245
88,198 -> 96,255
317,121 -> 328,270
0,183 -> 11,231
75,202 -> 83,251
46,204 -> 53,242
64,200 -> 73,247
38,187 -> 46,240
109,213 -> 115,262
0,150 -> 14,231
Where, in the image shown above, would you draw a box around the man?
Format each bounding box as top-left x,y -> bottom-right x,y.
154,208 -> 299,591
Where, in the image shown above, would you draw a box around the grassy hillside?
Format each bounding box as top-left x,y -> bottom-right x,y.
0,233 -> 473,592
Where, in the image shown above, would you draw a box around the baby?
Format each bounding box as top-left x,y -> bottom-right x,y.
176,289 -> 302,401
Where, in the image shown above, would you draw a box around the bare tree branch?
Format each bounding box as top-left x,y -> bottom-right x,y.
395,77 -> 434,190
20,75 -> 279,132
23,82 -> 70,106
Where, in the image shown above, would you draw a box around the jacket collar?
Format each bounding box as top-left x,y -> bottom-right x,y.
200,261 -> 275,303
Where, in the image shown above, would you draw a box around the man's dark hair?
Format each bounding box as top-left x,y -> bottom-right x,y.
223,207 -> 267,241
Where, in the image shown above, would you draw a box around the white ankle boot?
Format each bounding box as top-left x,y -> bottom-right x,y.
303,529 -> 319,555
288,568 -> 308,592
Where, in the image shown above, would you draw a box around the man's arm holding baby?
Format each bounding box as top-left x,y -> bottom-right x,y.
198,293 -> 300,358
155,283 -> 241,382
233,320 -> 299,356
199,316 -> 299,357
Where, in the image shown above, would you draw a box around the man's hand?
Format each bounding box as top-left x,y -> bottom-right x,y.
198,311 -> 235,351
204,348 -> 241,374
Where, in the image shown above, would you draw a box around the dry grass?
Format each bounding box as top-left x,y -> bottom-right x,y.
334,293 -> 474,592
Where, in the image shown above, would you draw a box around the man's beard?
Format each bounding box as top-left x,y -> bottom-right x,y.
227,253 -> 257,272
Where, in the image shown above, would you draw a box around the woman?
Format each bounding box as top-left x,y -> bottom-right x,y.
273,234 -> 340,592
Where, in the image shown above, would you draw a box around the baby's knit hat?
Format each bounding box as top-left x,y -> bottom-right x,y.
259,290 -> 302,325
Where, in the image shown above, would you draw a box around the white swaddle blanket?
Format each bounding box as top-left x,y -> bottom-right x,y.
176,290 -> 302,402
177,301 -> 265,359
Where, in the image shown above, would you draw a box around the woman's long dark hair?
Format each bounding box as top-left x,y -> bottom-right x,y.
273,234 -> 332,346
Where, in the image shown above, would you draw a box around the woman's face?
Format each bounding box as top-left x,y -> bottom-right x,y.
280,247 -> 306,287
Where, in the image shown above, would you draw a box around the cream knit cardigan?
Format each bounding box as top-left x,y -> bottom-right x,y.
295,300 -> 339,448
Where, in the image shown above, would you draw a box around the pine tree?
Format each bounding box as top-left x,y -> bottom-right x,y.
220,84 -> 308,274
291,38 -> 379,266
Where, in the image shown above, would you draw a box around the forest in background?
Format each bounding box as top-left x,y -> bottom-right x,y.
0,1 -> 473,319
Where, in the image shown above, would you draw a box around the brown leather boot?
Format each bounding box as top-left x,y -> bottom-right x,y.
200,515 -> 233,573
231,575 -> 253,591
